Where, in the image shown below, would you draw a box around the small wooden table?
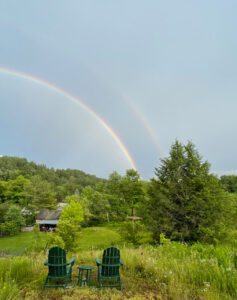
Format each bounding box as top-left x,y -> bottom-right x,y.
77,265 -> 93,287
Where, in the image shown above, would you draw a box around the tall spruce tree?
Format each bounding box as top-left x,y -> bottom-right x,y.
148,140 -> 229,243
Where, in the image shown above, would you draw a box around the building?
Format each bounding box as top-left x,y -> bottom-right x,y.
36,209 -> 61,231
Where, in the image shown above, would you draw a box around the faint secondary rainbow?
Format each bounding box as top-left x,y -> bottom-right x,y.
122,94 -> 163,158
90,71 -> 164,159
0,66 -> 137,170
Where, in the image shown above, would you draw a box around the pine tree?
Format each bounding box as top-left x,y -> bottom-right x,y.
148,140 -> 228,243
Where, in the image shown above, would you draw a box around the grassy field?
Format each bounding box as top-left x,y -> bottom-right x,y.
1,227 -> 237,299
77,226 -> 121,250
0,243 -> 237,299
0,231 -> 47,255
0,226 -> 122,255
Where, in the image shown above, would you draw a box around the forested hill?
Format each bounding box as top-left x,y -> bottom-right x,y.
0,156 -> 105,196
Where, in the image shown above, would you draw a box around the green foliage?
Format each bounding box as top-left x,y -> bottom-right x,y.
46,232 -> 65,249
77,186 -> 111,225
0,221 -> 19,236
0,181 -> 9,203
159,233 -> 171,245
28,225 -> 46,253
0,156 -> 146,237
88,191 -> 110,225
0,203 -> 9,223
5,205 -> 25,228
76,170 -> 145,226
0,205 -> 25,235
0,175 -> 29,205
24,176 -> 56,211
67,192 -> 92,225
101,169 -> 145,222
0,156 -> 104,198
57,220 -> 79,252
0,156 -> 105,236
121,169 -> 144,214
121,221 -> 152,246
59,200 -> 84,225
65,194 -> 80,204
147,140 -> 231,243
57,200 -> 84,251
220,175 -> 237,193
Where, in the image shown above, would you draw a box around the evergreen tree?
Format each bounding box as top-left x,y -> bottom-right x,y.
147,140 -> 229,243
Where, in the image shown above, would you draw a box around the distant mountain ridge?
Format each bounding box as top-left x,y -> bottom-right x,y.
0,156 -> 105,188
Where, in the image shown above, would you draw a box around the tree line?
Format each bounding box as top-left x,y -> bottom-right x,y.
0,141 -> 237,245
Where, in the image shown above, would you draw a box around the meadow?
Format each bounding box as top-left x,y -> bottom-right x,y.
0,226 -> 121,255
0,227 -> 237,300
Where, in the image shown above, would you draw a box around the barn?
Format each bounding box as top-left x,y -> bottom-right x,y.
36,209 -> 61,231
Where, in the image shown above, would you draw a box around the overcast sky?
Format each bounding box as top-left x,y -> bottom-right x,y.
0,1 -> 237,179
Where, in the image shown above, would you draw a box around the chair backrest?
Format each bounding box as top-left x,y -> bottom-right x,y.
101,247 -> 120,277
48,247 -> 67,278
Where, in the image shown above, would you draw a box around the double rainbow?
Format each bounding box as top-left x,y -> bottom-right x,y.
0,67 -> 137,171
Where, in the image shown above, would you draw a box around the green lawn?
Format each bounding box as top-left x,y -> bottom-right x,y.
0,226 -> 121,255
77,227 -> 121,250
0,231 -> 47,255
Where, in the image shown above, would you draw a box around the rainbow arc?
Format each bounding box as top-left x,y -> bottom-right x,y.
0,67 -> 137,171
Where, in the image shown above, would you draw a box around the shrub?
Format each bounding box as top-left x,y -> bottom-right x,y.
121,221 -> 153,246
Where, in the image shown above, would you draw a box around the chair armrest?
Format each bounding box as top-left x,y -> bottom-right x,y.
67,257 -> 76,266
120,258 -> 124,266
44,260 -> 48,266
96,257 -> 101,266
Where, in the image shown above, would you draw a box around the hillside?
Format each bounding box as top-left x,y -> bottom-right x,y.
0,155 -> 105,191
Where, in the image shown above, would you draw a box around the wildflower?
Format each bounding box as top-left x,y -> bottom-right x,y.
203,282 -> 210,287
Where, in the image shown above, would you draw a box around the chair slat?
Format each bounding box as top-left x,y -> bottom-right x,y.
42,246 -> 75,291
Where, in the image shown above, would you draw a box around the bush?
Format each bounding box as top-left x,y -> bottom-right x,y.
0,204 -> 25,236
121,221 -> 153,246
46,233 -> 65,249
0,221 -> 19,236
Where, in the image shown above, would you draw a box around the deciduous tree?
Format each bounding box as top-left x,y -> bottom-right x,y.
57,200 -> 83,251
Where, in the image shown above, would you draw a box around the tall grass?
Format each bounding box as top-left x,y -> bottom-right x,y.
0,243 -> 236,299
121,243 -> 237,299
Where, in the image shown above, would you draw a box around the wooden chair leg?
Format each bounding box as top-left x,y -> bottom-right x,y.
119,277 -> 122,291
98,278 -> 102,289
42,276 -> 48,291
64,275 -> 70,289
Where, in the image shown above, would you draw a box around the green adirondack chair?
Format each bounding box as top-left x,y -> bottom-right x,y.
96,246 -> 123,290
42,246 -> 75,291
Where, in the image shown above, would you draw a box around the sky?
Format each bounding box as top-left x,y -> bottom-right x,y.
0,1 -> 237,179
